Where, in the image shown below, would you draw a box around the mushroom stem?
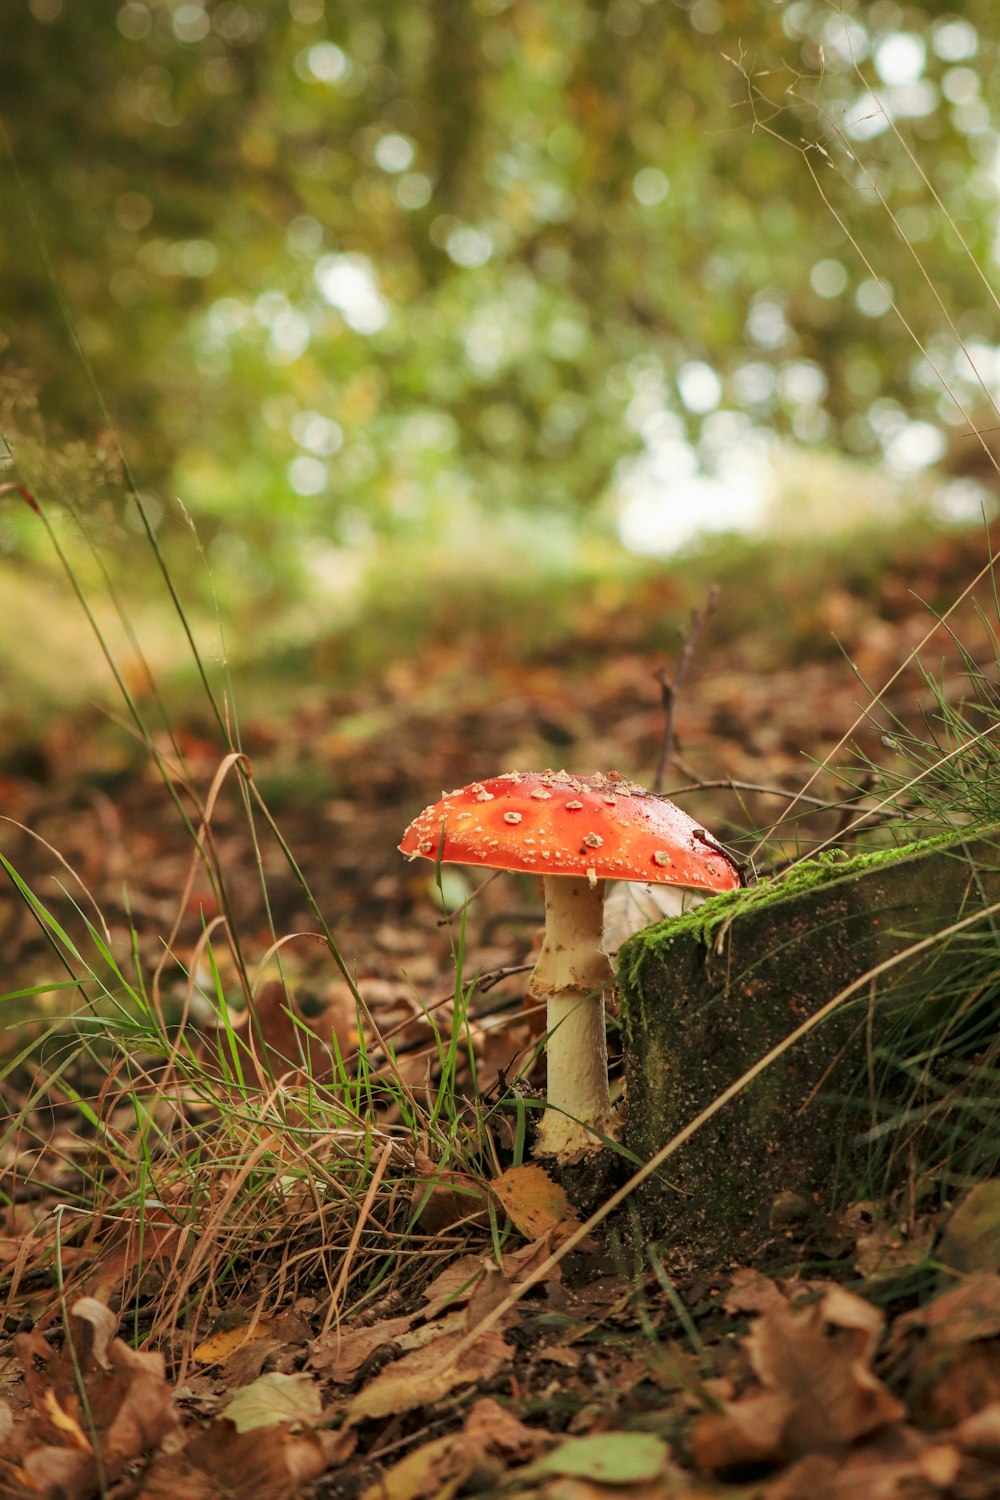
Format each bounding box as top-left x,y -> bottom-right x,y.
530,875 -> 616,1161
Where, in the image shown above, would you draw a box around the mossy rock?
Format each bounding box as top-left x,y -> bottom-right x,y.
617,830 -> 1000,1260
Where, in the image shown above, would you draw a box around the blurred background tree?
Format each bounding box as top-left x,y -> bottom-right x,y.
1,0 -> 999,601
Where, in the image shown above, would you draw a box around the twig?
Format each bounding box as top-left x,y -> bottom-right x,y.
665,778 -> 835,808
652,584 -> 720,794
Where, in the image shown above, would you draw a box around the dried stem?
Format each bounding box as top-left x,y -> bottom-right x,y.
652,584 -> 720,795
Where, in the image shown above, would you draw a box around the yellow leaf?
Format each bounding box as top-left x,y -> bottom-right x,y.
490,1164 -> 582,1243
360,1433 -> 471,1500
41,1389 -> 91,1450
193,1320 -> 271,1364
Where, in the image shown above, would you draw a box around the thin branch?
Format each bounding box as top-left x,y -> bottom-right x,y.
651,584 -> 720,794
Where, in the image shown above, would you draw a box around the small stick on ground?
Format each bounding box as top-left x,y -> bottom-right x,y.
652,584 -> 720,794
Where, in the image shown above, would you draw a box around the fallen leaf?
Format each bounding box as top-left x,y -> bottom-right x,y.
912,1340 -> 1000,1430
955,1402 -> 1000,1458
747,1284 -> 904,1449
394,1310 -> 465,1350
420,1254 -> 489,1319
360,1431 -> 472,1500
692,1281 -> 904,1473
527,1431 -> 670,1484
224,1372 -> 322,1433
138,1420 -> 331,1500
194,1321 -> 273,1365
500,1234 -> 565,1286
723,1267 -> 794,1318
893,1273 -> 1000,1351
463,1262 -> 515,1331
411,1151 -> 490,1233
893,1273 -> 1000,1427
939,1182 -> 1000,1275
40,1388 -> 92,1448
691,1390 -> 794,1473
490,1164 -> 583,1243
362,1397 -> 543,1500
198,979 -> 356,1090
762,1425 -> 952,1500
854,1217 -> 935,1283
344,1327 -> 510,1425
308,1313 -> 415,1381
463,1397 -> 540,1459
71,1296 -> 119,1370
8,1299 -> 179,1500
222,1337 -> 283,1389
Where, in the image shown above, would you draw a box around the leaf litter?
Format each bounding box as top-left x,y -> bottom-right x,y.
4,533 -> 1000,1494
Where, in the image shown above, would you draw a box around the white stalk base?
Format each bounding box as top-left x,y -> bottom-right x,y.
530,875 -> 617,1163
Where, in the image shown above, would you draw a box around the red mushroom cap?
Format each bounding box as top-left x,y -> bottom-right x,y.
398,769 -> 741,893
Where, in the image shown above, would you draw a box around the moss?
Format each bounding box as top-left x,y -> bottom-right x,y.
617,831 -> 965,1038
624,835 -> 957,964
617,823 -> 1000,1253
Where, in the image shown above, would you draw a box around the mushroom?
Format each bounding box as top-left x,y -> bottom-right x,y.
399,769 -> 741,1163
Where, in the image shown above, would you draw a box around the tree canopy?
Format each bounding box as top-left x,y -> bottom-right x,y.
2,0 -> 999,586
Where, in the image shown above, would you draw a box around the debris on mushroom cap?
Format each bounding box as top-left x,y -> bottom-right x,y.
398,770 -> 741,893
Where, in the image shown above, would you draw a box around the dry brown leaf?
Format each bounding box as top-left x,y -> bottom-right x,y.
344,1326 -> 511,1425
896,1272 -> 1000,1350
222,1337 -> 283,1389
490,1164 -> 582,1243
536,1344 -> 582,1369
854,1218 -> 936,1282
691,1390 -> 794,1473
893,1274 -> 1000,1428
71,1297 -> 118,1368
762,1425 -> 955,1500
463,1262 -> 515,1332
308,1313 -> 415,1382
955,1402 -> 1000,1459
692,1281 -> 904,1473
912,1340 -> 1000,1430
360,1431 -> 472,1500
939,1181 -> 1000,1275
411,1151 -> 490,1233
723,1267 -> 796,1318
361,1397 -> 543,1500
500,1234 -> 565,1285
8,1299 -> 179,1499
748,1285 -> 903,1449
394,1310 -> 464,1351
138,1420 -> 331,1500
419,1253 -> 489,1319
463,1396 -> 540,1457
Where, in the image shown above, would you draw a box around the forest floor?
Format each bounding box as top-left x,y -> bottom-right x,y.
3,522 -> 1000,1498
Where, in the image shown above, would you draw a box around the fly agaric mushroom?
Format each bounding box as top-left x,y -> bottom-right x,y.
399,769 -> 741,1162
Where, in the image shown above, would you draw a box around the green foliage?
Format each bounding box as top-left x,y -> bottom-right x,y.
2,0 -> 1000,588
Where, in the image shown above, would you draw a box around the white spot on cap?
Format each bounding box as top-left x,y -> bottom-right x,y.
566,800 -> 584,811
583,832 -> 603,848
530,787 -> 553,800
504,811 -> 523,824
653,851 -> 672,866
